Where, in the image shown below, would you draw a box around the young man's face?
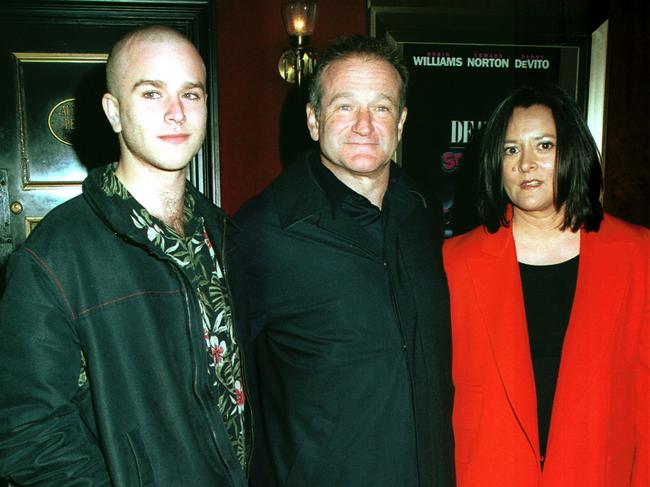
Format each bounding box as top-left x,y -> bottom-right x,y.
306,55 -> 407,183
103,35 -> 208,174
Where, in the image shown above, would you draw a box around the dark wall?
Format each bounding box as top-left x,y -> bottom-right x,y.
602,0 -> 649,227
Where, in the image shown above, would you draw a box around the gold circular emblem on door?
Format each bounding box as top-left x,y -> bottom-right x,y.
48,98 -> 76,146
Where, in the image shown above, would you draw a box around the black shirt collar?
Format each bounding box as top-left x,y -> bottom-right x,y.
309,151 -> 384,217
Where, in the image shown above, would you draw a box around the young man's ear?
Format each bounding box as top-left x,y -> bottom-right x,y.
102,93 -> 122,134
305,103 -> 320,142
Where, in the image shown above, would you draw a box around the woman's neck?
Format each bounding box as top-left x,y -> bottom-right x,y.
512,209 -> 580,265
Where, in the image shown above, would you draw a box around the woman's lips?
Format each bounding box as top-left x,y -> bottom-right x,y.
521,179 -> 542,189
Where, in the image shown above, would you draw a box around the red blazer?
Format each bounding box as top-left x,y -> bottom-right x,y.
443,214 -> 649,487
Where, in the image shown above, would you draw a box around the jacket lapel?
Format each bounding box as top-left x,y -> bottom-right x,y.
547,223 -> 630,441
272,153 -> 382,259
314,209 -> 383,258
467,226 -> 540,462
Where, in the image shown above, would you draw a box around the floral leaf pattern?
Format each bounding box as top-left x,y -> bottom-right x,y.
100,162 -> 130,199
78,350 -> 88,388
96,164 -> 247,469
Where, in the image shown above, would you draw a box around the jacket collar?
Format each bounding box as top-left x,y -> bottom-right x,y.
547,216 -> 630,444
273,150 -> 426,231
270,151 -> 427,259
468,224 -> 541,462
82,164 -> 236,250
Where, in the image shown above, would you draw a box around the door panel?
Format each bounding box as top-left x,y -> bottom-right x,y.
1,50 -> 112,269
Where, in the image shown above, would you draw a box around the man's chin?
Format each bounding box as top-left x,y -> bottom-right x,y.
345,155 -> 390,172
146,157 -> 192,173
151,149 -> 198,172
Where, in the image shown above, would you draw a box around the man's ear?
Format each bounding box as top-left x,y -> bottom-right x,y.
305,103 -> 320,142
102,93 -> 122,134
397,106 -> 408,142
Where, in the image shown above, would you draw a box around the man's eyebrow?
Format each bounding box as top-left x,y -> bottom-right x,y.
185,81 -> 206,92
325,92 -> 352,107
132,79 -> 164,92
131,79 -> 206,92
326,92 -> 397,107
374,93 -> 398,105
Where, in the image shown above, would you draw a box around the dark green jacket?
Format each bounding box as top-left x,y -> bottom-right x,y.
236,153 -> 455,487
0,166 -> 250,486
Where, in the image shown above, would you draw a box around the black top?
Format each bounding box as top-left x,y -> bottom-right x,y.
310,156 -> 385,244
519,255 -> 579,462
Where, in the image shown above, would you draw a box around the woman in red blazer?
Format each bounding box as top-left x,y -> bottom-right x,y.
443,83 -> 648,487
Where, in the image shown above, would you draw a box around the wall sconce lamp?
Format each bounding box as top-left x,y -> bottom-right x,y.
278,1 -> 318,86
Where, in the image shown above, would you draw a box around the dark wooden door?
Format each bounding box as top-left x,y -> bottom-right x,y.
0,0 -> 220,277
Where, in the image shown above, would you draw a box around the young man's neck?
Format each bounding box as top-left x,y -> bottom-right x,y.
115,160 -> 187,235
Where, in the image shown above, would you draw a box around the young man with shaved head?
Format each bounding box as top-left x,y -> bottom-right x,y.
0,25 -> 249,485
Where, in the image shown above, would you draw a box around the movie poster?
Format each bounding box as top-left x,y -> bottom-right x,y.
399,42 -> 582,236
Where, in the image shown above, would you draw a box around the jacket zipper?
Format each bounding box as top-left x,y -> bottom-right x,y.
335,231 -> 420,481
171,264 -> 233,476
91,181 -> 243,479
383,255 -> 421,486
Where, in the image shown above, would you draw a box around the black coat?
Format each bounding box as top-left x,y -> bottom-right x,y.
236,154 -> 455,487
0,166 -> 250,486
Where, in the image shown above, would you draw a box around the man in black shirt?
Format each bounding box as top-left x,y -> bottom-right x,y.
236,35 -> 455,487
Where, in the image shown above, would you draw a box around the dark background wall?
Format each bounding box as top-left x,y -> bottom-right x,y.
602,0 -> 649,227
216,0 -> 648,228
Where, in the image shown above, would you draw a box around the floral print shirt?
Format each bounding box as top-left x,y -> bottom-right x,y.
97,163 -> 247,469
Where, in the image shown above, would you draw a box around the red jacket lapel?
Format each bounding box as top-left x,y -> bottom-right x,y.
467,225 -> 541,463
547,223 -> 631,445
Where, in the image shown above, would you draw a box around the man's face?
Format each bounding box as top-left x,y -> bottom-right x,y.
102,36 -> 207,174
306,56 -> 407,182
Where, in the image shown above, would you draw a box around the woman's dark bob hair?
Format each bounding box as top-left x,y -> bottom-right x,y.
477,83 -> 603,233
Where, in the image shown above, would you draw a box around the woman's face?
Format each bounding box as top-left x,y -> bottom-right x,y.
501,104 -> 559,219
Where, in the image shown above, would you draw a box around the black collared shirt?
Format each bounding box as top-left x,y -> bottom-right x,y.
309,154 -> 386,245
